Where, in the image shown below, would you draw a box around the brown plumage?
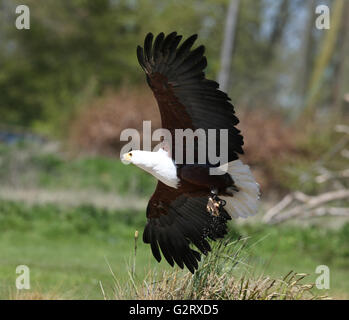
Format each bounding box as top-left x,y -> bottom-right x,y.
131,32 -> 257,273
137,32 -> 244,163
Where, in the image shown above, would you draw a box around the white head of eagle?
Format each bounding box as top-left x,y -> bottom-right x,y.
121,32 -> 260,274
122,149 -> 180,189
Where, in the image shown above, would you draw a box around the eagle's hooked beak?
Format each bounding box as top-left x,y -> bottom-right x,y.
122,152 -> 132,164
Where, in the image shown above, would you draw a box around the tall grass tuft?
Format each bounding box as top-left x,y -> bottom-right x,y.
107,236 -> 326,300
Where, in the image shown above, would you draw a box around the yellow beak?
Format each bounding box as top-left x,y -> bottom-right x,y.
122,153 -> 132,163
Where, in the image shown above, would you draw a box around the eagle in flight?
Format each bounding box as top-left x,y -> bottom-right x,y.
122,32 -> 259,273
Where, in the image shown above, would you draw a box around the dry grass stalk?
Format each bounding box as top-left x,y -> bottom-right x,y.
106,237 -> 325,300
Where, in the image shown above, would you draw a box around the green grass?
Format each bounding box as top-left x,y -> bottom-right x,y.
0,142 -> 348,299
0,142 -> 156,197
0,201 -> 166,299
228,224 -> 349,298
115,242 -> 322,300
0,200 -> 348,299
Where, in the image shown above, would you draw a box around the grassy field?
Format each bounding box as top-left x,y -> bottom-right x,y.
0,142 -> 156,198
0,201 -> 160,299
0,143 -> 348,299
0,200 -> 348,299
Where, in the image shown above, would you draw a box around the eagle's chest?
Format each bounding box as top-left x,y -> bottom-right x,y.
137,159 -> 180,189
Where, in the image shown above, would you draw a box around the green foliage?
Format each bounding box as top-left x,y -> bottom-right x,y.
1,0 -> 145,133
237,223 -> 349,269
34,155 -> 156,196
0,199 -> 348,299
0,199 -> 159,299
0,200 -> 145,239
116,238 -> 322,300
1,0 -> 228,134
274,158 -> 322,194
1,0 -> 316,135
266,126 -> 349,194
0,142 -> 156,197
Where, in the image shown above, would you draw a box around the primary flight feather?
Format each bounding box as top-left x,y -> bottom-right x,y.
122,32 -> 259,273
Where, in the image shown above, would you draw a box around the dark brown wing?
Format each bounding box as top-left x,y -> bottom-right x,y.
143,182 -> 231,273
137,32 -> 244,163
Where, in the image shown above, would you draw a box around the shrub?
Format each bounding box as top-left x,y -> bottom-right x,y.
108,237 -> 324,300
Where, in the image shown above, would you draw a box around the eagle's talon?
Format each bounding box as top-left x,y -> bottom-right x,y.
207,196 -> 224,217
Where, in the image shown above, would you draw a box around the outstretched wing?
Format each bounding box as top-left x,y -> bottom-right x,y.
143,182 -> 231,273
137,32 -> 244,163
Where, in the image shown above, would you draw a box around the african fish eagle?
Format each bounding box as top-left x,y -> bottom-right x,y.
122,32 -> 259,273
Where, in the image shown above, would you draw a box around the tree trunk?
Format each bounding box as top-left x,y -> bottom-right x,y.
333,0 -> 349,115
302,0 -> 345,121
298,0 -> 316,101
217,0 -> 240,93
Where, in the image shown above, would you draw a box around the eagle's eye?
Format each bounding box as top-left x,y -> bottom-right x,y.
128,152 -> 132,157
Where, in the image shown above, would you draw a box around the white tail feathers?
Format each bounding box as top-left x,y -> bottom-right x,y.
219,160 -> 260,219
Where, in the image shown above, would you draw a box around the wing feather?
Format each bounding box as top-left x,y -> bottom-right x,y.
137,32 -> 244,162
143,182 -> 230,273
143,33 -> 154,65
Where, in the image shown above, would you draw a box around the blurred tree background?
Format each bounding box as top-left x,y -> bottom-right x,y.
0,0 -> 348,300
1,0 -> 347,135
